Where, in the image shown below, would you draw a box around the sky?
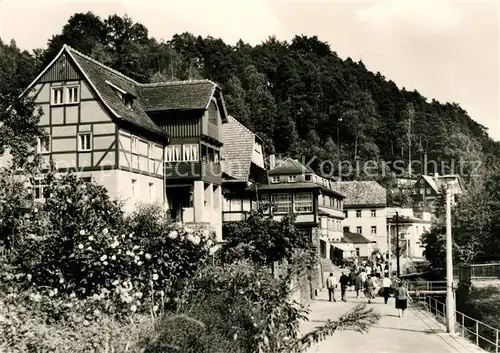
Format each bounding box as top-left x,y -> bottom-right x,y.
0,0 -> 499,141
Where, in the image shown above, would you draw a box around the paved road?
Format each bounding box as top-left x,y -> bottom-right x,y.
300,286 -> 483,352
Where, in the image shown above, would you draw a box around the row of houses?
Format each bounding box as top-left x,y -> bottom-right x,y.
2,45 -> 464,279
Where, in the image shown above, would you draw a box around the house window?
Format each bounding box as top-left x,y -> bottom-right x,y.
356,226 -> 362,234
148,182 -> 154,201
294,192 -> 313,213
271,176 -> 280,183
131,137 -> 138,154
356,248 -> 360,257
182,144 -> 199,162
51,87 -> 64,105
344,210 -> 348,218
214,150 -> 220,164
33,178 -> 47,200
305,174 -> 312,181
356,210 -> 362,218
66,86 -> 79,104
37,135 -> 51,154
78,133 -> 92,151
371,226 -> 377,235
148,143 -> 155,173
272,193 -> 292,213
165,145 -> 182,162
370,209 -> 376,217
131,179 -> 137,197
230,199 -> 242,212
260,194 -> 270,213
123,94 -> 133,108
343,226 -> 349,233
288,175 -> 297,183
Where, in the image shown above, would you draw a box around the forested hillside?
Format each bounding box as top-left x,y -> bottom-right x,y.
2,12 -> 500,178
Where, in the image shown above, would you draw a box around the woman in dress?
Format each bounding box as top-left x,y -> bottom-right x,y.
354,271 -> 364,298
395,281 -> 412,317
364,275 -> 375,304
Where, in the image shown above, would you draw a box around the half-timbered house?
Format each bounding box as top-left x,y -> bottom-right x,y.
20,44 -> 228,240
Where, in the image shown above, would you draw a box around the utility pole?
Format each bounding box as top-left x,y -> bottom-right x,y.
396,211 -> 400,277
406,104 -> 414,177
446,188 -> 455,334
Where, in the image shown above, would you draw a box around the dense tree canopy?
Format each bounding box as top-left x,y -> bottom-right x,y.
1,11 -> 500,181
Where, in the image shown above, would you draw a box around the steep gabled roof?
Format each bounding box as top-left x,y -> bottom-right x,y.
221,115 -> 258,181
137,80 -> 216,112
66,47 -> 166,137
268,158 -> 315,176
333,180 -> 386,207
421,175 -> 439,192
21,45 -> 228,140
342,232 -> 374,244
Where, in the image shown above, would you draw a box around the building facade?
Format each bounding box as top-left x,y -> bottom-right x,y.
333,180 -> 388,254
411,173 -> 464,215
20,45 -> 229,240
220,115 -> 267,223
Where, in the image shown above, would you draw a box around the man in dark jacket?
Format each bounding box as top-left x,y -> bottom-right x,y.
339,272 -> 350,302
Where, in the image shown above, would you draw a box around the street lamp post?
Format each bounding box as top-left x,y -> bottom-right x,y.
396,211 -> 400,278
446,188 -> 455,333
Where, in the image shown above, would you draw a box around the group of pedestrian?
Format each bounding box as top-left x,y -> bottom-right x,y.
326,263 -> 412,318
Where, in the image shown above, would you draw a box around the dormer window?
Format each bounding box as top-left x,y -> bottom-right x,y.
305,174 -> 312,182
288,175 -> 296,183
123,94 -> 133,108
271,176 -> 280,184
106,80 -> 134,108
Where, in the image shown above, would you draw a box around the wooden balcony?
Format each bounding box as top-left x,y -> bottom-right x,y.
164,162 -> 222,185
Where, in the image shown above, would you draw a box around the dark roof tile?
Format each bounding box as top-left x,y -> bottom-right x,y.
342,232 -> 374,244
221,116 -> 255,181
137,80 -> 216,111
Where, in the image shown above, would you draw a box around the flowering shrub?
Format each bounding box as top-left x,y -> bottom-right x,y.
8,174 -> 213,318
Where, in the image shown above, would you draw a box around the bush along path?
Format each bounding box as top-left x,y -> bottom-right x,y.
0,172 -> 380,352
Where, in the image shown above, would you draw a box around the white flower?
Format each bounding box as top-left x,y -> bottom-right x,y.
88,236 -> 94,241
78,244 -> 84,249
121,234 -> 126,239
102,228 -> 109,236
100,255 -> 107,262
93,309 -> 100,316
69,292 -> 76,298
103,261 -> 108,266
130,305 -> 137,312
133,245 -> 139,250
111,240 -> 119,248
168,230 -> 178,239
152,274 -> 159,281
145,253 -> 152,260
153,305 -> 159,312
185,227 -> 193,234
137,261 -> 143,265
59,277 -> 64,284
135,292 -> 143,298
112,280 -> 119,286
139,250 -> 144,255
129,233 -> 133,238
82,195 -> 88,201
191,235 -> 201,245
87,246 -> 92,251
111,255 -> 116,260
79,230 -> 86,236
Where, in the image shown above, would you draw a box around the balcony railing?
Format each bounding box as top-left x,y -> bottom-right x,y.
165,162 -> 222,182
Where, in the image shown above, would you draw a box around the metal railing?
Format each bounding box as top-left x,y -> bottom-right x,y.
418,295 -> 500,352
407,280 -> 447,293
470,263 -> 500,280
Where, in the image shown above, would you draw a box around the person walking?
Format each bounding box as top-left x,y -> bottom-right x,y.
349,268 -> 357,290
382,275 -> 392,304
395,281 -> 412,317
364,275 -> 375,304
339,272 -> 350,302
354,271 -> 363,298
326,273 -> 337,302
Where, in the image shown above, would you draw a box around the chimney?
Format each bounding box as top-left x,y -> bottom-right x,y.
269,154 -> 276,170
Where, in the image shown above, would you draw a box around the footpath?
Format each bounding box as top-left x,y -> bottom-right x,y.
300,274 -> 483,352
